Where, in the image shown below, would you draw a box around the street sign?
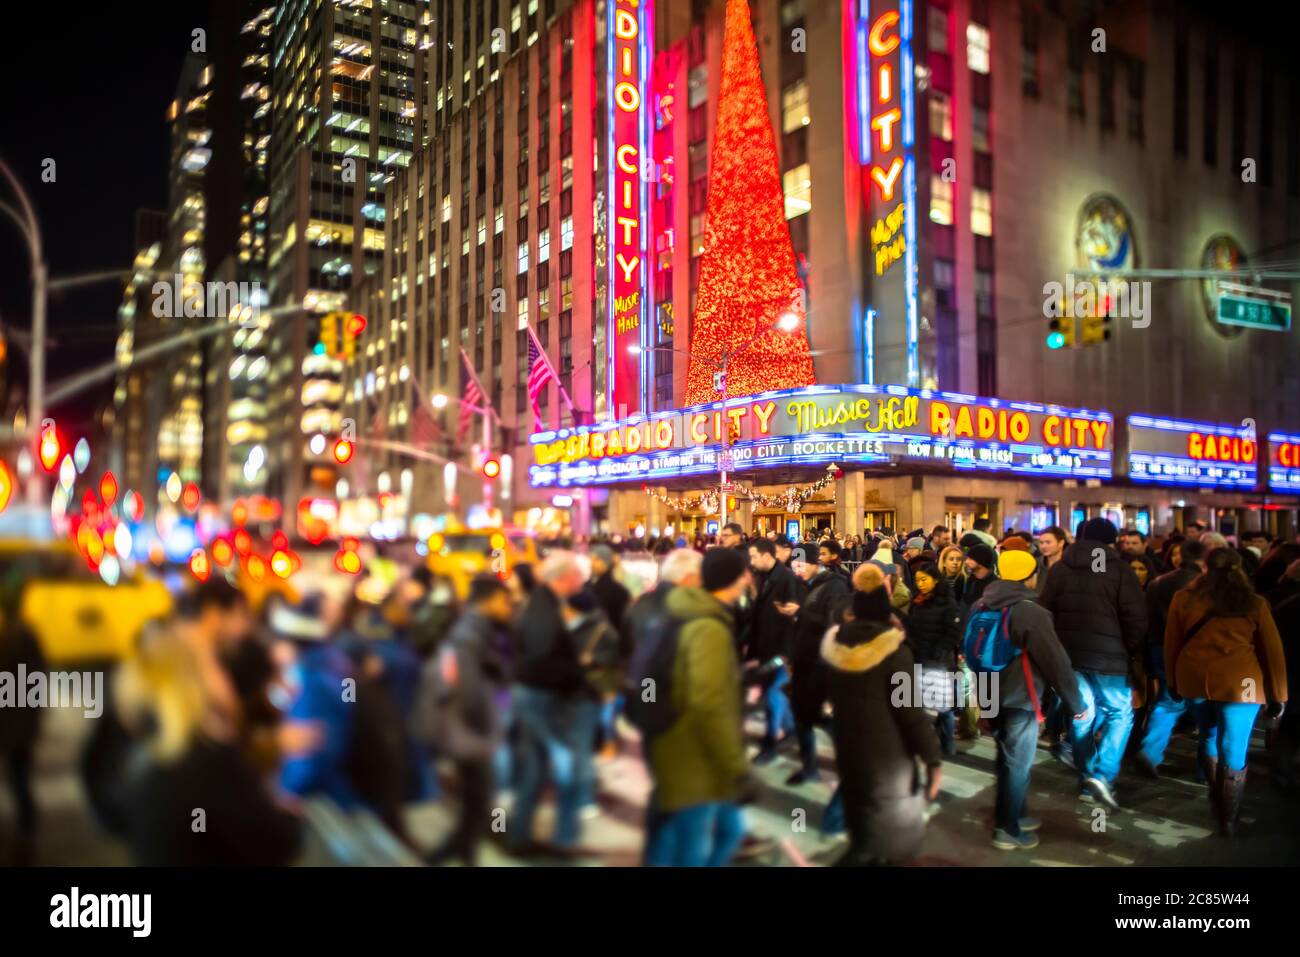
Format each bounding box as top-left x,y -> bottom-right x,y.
713,371 -> 726,392
718,481 -> 736,493
1216,287 -> 1291,331
717,451 -> 735,472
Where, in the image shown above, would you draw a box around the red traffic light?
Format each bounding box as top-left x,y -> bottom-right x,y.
481,457 -> 501,479
99,471 -> 119,507
333,438 -> 354,465
345,314 -> 367,337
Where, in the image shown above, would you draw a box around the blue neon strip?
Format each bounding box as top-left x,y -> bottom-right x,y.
640,3 -> 654,411
865,307 -> 876,384
903,155 -> 919,385
900,0 -> 914,149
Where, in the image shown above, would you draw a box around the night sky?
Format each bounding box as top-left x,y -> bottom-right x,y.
0,2 -> 211,433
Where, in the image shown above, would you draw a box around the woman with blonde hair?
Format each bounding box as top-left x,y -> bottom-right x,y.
938,545 -> 968,607
117,621 -> 301,865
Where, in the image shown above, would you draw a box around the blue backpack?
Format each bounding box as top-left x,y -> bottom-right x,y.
963,604 -> 1017,672
962,600 -> 1043,721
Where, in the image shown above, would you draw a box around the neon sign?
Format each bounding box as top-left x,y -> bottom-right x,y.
529,382 -> 1112,488
1268,432 -> 1300,492
606,0 -> 654,418
856,0 -> 919,386
1127,415 -> 1258,489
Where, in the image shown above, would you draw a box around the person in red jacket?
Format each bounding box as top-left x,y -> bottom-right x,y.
1165,547 -> 1288,836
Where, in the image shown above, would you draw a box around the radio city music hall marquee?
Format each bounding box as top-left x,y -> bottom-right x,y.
1127,415 -> 1258,489
528,383 -> 1113,489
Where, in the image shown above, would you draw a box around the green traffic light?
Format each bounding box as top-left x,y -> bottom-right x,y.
1046,331 -> 1066,349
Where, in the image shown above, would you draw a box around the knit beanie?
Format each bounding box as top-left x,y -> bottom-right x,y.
702,547 -> 749,592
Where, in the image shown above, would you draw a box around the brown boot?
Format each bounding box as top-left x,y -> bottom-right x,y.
1218,767 -> 1248,837
1200,753 -> 1220,819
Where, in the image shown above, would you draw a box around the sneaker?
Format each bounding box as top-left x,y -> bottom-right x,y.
1134,753 -> 1161,780
992,828 -> 1040,850
1083,776 -> 1120,811
753,747 -> 779,766
1050,741 -> 1076,770
1078,788 -> 1095,803
785,768 -> 821,786
1019,816 -> 1042,832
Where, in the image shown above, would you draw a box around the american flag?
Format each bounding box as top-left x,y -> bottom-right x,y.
526,324 -> 558,430
406,377 -> 442,448
456,350 -> 485,446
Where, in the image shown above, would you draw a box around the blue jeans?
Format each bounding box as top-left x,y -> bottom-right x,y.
644,802 -> 745,867
509,686 -> 600,850
1070,670 -> 1134,787
993,707 -> 1039,836
763,666 -> 795,743
1194,700 -> 1261,772
1139,645 -> 1185,766
935,709 -> 956,753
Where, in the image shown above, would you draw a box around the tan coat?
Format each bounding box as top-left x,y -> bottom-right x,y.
1165,590 -> 1288,705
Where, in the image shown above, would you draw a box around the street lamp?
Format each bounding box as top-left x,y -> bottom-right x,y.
629,310 -> 804,529
430,392 -> 449,410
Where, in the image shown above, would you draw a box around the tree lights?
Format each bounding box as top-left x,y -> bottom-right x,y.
684,0 -> 816,405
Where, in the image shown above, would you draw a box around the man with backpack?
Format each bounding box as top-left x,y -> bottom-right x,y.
965,550 -> 1084,849
644,548 -> 756,866
508,550 -> 601,857
1039,517 -> 1147,811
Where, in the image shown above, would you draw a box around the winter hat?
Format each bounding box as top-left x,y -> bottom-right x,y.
1081,517 -> 1118,545
702,546 -> 750,592
590,544 -> 615,567
905,536 -> 926,551
967,543 -> 997,571
958,532 -> 984,550
999,536 -> 1031,552
868,544 -> 898,576
997,549 -> 1038,583
851,585 -> 892,623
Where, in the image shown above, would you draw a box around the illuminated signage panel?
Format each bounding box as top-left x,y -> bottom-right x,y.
606,0 -> 654,417
1127,415 -> 1258,489
1268,432 -> 1300,492
530,383 -> 1112,488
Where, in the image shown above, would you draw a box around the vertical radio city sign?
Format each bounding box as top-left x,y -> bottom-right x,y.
606,0 -> 654,419
855,0 -> 919,386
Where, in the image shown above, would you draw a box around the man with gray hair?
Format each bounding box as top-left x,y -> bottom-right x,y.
623,549 -> 703,657
509,550 -> 599,857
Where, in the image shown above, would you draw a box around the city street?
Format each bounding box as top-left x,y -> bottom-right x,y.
8,701 -> 1294,868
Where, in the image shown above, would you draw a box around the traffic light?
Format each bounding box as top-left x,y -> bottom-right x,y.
341,313 -> 366,360
0,461 -> 12,514
333,438 -> 354,464
319,312 -> 340,358
481,456 -> 501,479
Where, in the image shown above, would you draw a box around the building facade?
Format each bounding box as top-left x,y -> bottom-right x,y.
351,0 -> 1300,543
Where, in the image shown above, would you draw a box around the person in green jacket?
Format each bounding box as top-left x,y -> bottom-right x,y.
645,548 -> 757,866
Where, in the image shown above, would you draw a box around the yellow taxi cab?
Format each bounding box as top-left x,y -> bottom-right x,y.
426,526 -> 538,598
0,535 -> 172,666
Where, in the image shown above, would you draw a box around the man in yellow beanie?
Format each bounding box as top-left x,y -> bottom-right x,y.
966,548 -> 1083,850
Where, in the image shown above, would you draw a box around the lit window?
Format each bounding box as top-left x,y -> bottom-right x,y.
930,176 -> 953,225
972,106 -> 990,152
929,7 -> 949,53
517,241 -> 529,273
967,24 -> 991,74
517,297 -> 529,329
495,207 -> 504,235
441,195 -> 452,223
538,229 -> 550,263
688,65 -> 708,108
477,216 -> 487,245
782,163 -> 811,219
971,188 -> 993,236
781,80 -> 810,133
929,91 -> 952,141
561,216 -> 574,251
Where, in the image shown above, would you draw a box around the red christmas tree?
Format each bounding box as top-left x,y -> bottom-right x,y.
684,0 -> 817,405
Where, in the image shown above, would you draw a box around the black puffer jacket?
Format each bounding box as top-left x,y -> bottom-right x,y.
1039,539 -> 1147,675
903,589 -> 963,668
822,619 -> 941,864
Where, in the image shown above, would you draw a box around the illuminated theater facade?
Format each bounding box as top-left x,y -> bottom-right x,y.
528,0 -> 1300,541
359,0 -> 1300,540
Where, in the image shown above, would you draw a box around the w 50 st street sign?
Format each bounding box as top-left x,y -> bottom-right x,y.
1216,283 -> 1292,331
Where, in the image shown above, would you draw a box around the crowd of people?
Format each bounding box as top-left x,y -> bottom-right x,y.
0,514 -> 1295,867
